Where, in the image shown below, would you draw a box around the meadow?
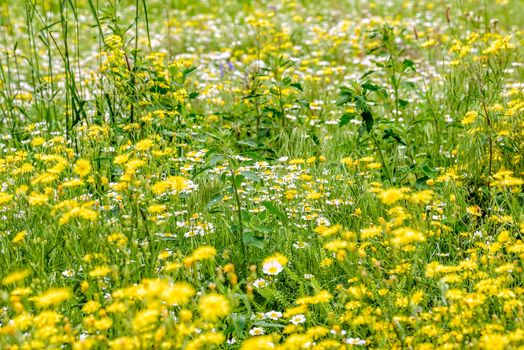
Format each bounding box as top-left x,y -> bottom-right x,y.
0,0 -> 523,348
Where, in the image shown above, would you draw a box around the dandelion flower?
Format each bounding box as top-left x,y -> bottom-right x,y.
33,288 -> 71,308
198,293 -> 230,321
74,159 -> 92,177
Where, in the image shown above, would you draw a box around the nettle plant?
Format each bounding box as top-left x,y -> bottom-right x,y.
240,55 -> 304,145
336,24 -> 435,186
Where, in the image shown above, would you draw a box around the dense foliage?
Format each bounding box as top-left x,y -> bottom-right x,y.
0,0 -> 523,349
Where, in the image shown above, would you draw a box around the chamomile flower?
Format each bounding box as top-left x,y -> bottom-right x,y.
262,261 -> 283,276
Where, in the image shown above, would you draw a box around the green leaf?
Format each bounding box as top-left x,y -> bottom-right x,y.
383,129 -> 406,145
208,154 -> 224,166
339,112 -> 356,127
254,226 -> 273,233
241,170 -> 261,182
183,66 -> 198,77
399,99 -> 409,108
243,232 -> 265,249
361,109 -> 374,133
361,81 -> 382,92
290,82 -> 303,91
237,139 -> 258,148
421,164 -> 438,178
253,321 -> 285,328
262,201 -> 287,221
205,194 -> 224,210
402,59 -> 416,72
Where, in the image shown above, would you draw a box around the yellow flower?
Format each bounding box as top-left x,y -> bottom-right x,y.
27,192 -> 49,206
391,227 -> 425,246
240,335 -> 276,350
296,290 -> 333,305
31,137 -> 46,147
183,246 -> 217,267
89,265 -> 113,278
263,253 -> 289,266
0,192 -> 14,206
32,288 -> 71,308
133,308 -> 160,332
12,230 -> 27,244
82,300 -> 101,314
198,293 -> 230,321
2,269 -> 30,285
379,188 -> 405,205
74,159 -> 92,177
135,138 -> 154,151
461,111 -> 478,125
162,282 -> 195,305
408,190 -> 434,204
152,176 -> 189,195
314,224 -> 341,237
420,39 -> 438,48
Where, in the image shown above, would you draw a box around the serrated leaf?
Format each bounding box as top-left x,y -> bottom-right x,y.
243,232 -> 265,249
402,59 -> 416,72
205,194 -> 224,210
290,82 -> 303,91
262,201 -> 286,221
241,170 -> 261,182
361,109 -> 374,133
339,112 -> 356,127
253,321 -> 285,328
208,154 -> 224,166
361,81 -> 382,92
237,139 -> 258,148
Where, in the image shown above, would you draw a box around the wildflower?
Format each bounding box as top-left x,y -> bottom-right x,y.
74,159 -> 92,177
32,288 -> 71,308
198,293 -> 231,321
162,283 -> 195,305
152,175 -> 189,195
391,227 -> 425,246
183,245 -> 217,267
12,230 -> 27,244
420,39 -> 438,48
249,327 -> 265,336
0,192 -> 13,206
290,314 -> 306,325
263,253 -> 288,266
408,190 -> 434,204
135,138 -> 154,151
240,335 -> 276,350
262,261 -> 283,275
293,241 -> 309,249
379,188 -> 405,205
88,265 -> 112,278
2,269 -> 30,285
315,224 -> 341,237
346,338 -> 366,345
133,308 -> 160,332
296,290 -> 333,305
82,300 -> 101,314
265,310 -> 282,320
253,279 -> 268,288
461,111 -> 478,125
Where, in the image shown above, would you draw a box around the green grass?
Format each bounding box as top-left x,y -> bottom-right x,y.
0,0 -> 523,349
